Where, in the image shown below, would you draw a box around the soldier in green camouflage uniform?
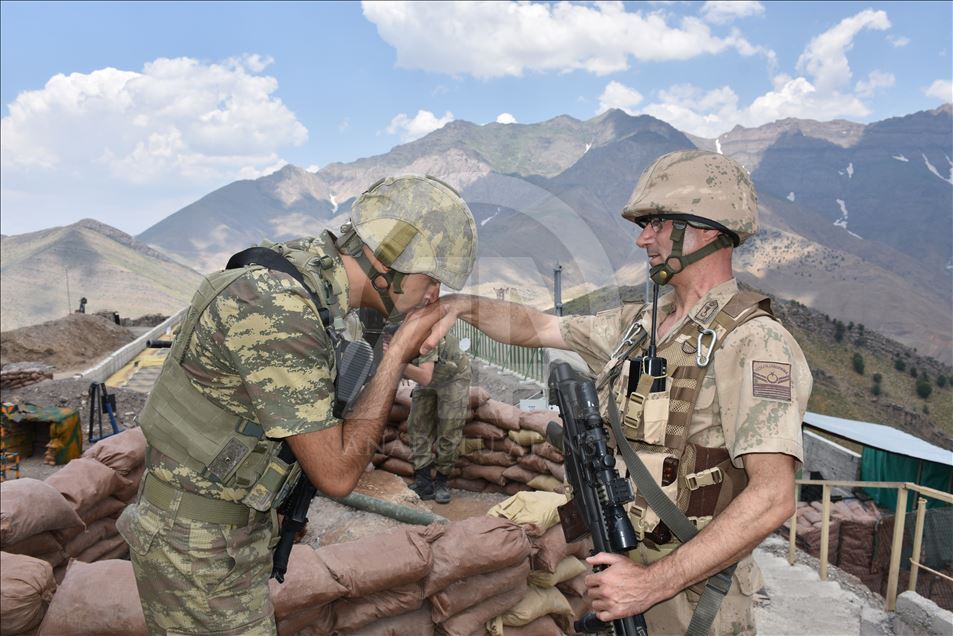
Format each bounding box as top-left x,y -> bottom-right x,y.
406,333 -> 472,504
118,176 -> 477,635
425,151 -> 812,635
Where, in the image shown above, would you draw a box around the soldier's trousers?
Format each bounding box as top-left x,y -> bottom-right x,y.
117,486 -> 278,635
408,375 -> 470,475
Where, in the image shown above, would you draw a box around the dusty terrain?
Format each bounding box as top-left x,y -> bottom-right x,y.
1,313 -> 136,373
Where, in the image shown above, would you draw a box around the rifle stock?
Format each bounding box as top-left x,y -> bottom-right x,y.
547,361 -> 648,636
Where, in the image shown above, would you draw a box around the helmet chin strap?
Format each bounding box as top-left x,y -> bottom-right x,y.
649,220 -> 734,285
336,227 -> 408,316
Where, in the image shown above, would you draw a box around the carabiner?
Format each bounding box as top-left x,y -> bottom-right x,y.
696,328 -> 717,367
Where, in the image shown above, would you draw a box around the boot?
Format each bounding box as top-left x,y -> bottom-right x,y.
410,466 -> 434,501
433,472 -> 451,505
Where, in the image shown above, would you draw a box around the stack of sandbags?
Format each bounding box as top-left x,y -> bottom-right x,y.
0,362 -> 54,390
0,552 -> 57,635
487,492 -> 595,634
36,559 -> 148,635
375,386 -> 567,496
780,498 -> 882,561
273,516 -> 533,635
0,478 -> 85,576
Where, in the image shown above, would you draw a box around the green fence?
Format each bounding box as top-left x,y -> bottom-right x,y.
449,321 -> 546,384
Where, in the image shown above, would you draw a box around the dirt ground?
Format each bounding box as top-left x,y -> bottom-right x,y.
0,313 -> 136,372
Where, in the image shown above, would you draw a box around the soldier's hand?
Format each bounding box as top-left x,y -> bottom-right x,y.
421,296 -> 462,356
389,303 -> 448,363
585,552 -> 661,621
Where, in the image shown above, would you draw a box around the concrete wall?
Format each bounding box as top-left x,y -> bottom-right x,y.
802,428 -> 861,481
79,309 -> 186,384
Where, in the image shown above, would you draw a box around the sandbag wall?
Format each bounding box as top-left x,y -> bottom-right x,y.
374,385 -> 567,496
0,428 -> 146,635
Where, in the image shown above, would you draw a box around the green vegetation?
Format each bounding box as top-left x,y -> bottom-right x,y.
916,377 -> 933,399
894,358 -> 906,371
834,320 -> 846,342
852,352 -> 865,375
938,375 -> 948,388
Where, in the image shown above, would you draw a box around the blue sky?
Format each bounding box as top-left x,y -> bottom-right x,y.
1,1 -> 951,236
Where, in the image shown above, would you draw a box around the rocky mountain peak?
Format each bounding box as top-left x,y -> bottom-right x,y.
263,164 -> 333,207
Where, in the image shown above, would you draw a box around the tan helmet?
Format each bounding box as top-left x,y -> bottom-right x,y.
622,150 -> 758,245
348,175 -> 477,290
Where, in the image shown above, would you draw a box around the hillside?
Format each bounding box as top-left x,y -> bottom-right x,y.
0,219 -> 202,331
560,283 -> 953,449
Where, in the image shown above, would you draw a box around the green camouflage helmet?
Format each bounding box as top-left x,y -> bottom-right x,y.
622,150 -> 758,245
349,175 -> 477,290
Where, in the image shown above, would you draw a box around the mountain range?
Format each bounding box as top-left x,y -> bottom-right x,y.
133,105 -> 952,363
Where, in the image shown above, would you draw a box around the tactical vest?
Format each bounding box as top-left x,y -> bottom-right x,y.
598,291 -> 774,549
138,234 -> 346,511
431,334 -> 471,384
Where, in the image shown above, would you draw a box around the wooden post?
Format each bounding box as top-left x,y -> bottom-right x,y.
788,482 -> 799,565
819,484 -> 831,580
908,496 -> 927,592
885,486 -> 909,612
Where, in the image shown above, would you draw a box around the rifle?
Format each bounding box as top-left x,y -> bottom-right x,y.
546,361 -> 648,636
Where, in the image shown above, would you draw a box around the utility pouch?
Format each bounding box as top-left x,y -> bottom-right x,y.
242,454 -> 301,512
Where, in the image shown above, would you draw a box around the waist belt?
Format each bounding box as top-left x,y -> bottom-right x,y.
142,472 -> 252,526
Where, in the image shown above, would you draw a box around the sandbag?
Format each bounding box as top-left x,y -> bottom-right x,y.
531,442 -> 564,463
527,474 -> 565,494
269,544 -> 348,619
425,516 -> 532,596
2,531 -> 62,557
488,491 -> 566,531
316,525 -> 437,598
458,438 -> 485,454
95,541 -> 131,562
528,556 -> 588,589
557,572 -> 588,598
439,581 -> 528,636
568,595 -> 593,625
115,464 -> 145,502
1,552 -> 56,635
447,478 -> 488,493
379,457 -> 414,478
464,421 -> 507,441
504,482 -> 532,495
502,464 -> 541,484
460,463 -> 507,486
476,400 -> 522,431
519,411 -> 562,437
80,496 -> 127,525
499,615 -> 563,636
484,436 -> 528,458
75,533 -> 127,563
500,585 -> 573,630
389,403 -> 410,423
45,459 -> 131,516
37,559 -> 147,635
347,604 -> 435,636
543,460 -> 565,482
35,548 -> 67,569
466,450 -> 517,467
332,582 -> 425,632
469,386 -> 492,408
65,518 -> 118,558
1,479 -> 84,547
508,430 -> 545,446
382,439 -> 412,463
517,453 -> 550,474
531,525 -> 570,573
431,559 -> 530,622
276,603 -> 333,636
82,428 -> 146,475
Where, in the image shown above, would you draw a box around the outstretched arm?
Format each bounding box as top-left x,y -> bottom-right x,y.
422,294 -> 568,355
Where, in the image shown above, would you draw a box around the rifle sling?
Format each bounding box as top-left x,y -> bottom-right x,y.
606,381 -> 736,636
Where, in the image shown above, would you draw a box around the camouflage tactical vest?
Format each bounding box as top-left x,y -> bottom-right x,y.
597,291 -> 774,548
138,235 -> 346,511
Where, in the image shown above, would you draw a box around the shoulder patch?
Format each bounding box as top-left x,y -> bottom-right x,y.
695,299 -> 720,323
752,361 -> 792,402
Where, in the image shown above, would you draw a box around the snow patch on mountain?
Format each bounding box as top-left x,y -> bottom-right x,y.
787,192 -> 796,202
892,154 -> 909,162
481,207 -> 502,227
329,193 -> 338,214
715,138 -> 723,155
833,199 -> 863,239
922,153 -> 953,185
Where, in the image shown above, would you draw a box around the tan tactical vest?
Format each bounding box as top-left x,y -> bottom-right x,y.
598,291 -> 774,548
138,236 -> 345,511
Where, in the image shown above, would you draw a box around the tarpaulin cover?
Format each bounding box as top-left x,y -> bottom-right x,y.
860,447 -> 952,511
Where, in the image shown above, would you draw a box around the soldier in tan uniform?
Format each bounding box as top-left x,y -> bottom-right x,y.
117,175 -> 477,635
427,151 -> 811,635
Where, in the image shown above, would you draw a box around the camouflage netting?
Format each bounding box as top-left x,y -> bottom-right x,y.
374,385 -> 567,496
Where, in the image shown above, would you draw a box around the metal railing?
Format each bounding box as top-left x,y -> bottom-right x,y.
449,321 -> 546,383
787,479 -> 953,612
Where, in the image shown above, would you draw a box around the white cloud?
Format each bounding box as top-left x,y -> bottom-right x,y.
924,79 -> 953,102
362,1 -> 774,78
887,35 -> 909,48
495,113 -> 517,124
386,110 -> 454,142
700,1 -> 764,25
597,81 -> 645,115
0,56 -> 307,235
796,9 -> 890,92
855,70 -> 895,98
